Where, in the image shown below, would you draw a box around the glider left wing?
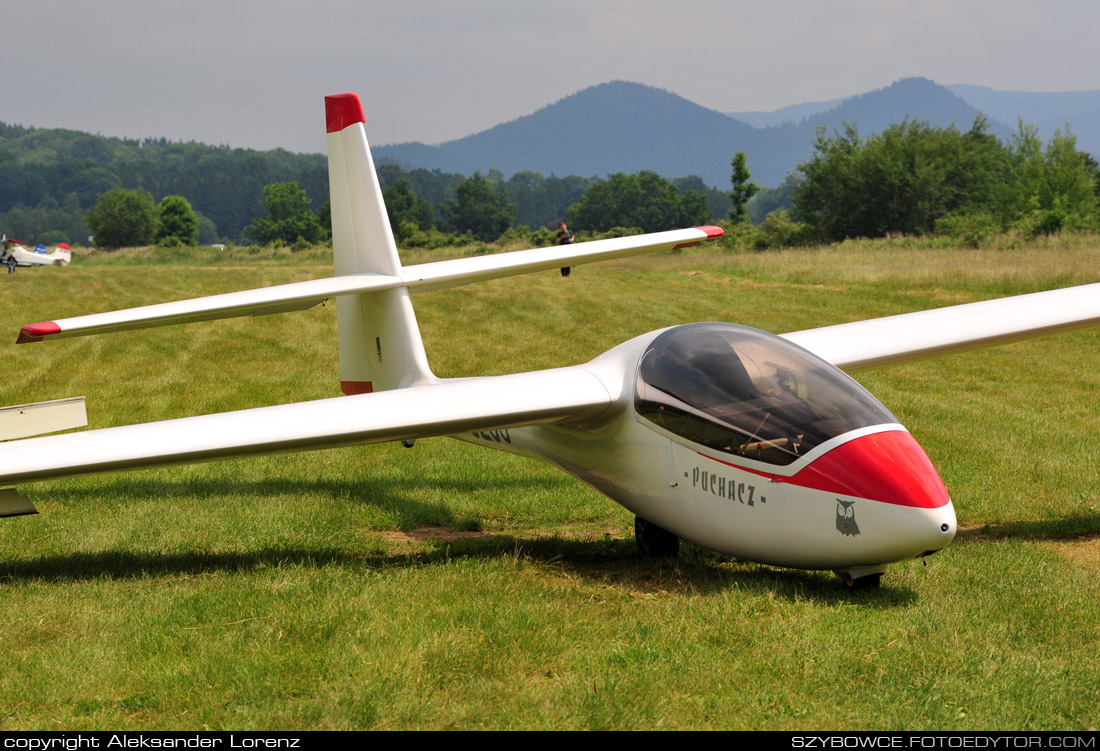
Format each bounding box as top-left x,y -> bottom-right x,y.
0,367 -> 611,486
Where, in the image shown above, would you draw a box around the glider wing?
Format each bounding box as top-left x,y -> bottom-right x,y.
0,367 -> 611,486
782,282 -> 1100,371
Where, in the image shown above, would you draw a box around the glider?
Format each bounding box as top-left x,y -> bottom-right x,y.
2,237 -> 72,268
4,92 -> 1100,588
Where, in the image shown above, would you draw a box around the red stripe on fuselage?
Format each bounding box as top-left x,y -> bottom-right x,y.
698,430 -> 950,508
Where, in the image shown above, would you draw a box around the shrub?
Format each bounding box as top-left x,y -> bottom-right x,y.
935,212 -> 1000,248
86,188 -> 158,248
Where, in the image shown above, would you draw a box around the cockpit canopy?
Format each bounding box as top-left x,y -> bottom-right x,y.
634,323 -> 898,466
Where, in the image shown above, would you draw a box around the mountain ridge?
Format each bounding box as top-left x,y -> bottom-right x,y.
375,78 -> 1099,188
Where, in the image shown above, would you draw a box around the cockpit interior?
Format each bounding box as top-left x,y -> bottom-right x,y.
634,323 -> 898,465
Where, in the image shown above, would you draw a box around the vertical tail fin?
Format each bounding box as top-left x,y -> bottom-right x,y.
325,93 -> 435,393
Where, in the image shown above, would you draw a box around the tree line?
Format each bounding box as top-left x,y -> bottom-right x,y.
0,123 -> 326,245
0,121 -> 728,247
788,117 -> 1100,245
77,167 -> 718,249
5,115 -> 1100,250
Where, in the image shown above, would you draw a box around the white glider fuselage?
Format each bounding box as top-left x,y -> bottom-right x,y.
463,325 -> 956,575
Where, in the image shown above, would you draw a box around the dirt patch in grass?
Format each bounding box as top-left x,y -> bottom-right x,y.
956,525 -> 1005,544
679,270 -> 847,292
1045,538 -> 1100,567
900,287 -> 975,303
732,277 -> 847,293
376,524 -> 629,554
957,523 -> 1100,544
380,525 -> 488,544
958,525 -> 1100,567
381,523 -> 625,544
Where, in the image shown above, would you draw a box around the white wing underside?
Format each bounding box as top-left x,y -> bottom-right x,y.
782,282 -> 1100,371
0,367 -> 611,486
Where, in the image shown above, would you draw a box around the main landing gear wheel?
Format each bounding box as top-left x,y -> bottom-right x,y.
635,516 -> 680,558
834,571 -> 883,590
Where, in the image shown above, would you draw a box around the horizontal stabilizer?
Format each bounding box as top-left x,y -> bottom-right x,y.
17,227 -> 722,344
0,367 -> 611,486
783,282 -> 1100,371
0,397 -> 87,441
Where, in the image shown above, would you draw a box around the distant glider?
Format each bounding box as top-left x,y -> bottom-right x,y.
4,92 -> 1100,589
2,237 -> 71,268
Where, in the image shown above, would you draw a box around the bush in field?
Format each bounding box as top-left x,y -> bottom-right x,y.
384,179 -> 435,243
1006,125 -> 1098,232
567,171 -> 710,234
720,212 -> 817,251
244,182 -> 324,246
935,212 -> 1000,248
758,210 -> 816,247
156,195 -> 199,246
440,172 -> 515,242
396,222 -> 467,249
794,117 -> 1100,242
86,188 -> 158,248
533,227 -> 557,246
290,235 -> 314,252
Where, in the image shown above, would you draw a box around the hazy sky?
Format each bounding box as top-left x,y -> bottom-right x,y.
4,0 -> 1099,154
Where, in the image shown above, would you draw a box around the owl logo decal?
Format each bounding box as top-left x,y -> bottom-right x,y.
836,500 -> 861,536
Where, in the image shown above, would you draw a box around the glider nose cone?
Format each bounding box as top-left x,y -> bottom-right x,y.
801,430 -> 951,510
797,429 -> 957,554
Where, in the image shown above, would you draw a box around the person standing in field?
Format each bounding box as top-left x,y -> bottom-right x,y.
556,221 -> 574,277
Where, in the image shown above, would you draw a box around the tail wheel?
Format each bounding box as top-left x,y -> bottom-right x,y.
635,516 -> 680,558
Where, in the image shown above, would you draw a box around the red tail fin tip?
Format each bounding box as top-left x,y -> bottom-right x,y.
325,93 -> 366,134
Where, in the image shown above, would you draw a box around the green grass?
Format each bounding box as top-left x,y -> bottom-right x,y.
0,239 -> 1098,729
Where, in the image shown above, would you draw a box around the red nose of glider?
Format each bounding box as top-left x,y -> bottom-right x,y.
790,430 -> 951,509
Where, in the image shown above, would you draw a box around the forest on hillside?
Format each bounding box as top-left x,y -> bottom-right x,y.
0,122 -> 729,246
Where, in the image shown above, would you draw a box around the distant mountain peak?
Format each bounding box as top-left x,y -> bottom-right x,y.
375,77 -> 1098,190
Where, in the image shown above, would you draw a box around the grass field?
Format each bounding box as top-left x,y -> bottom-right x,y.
0,239 -> 1098,730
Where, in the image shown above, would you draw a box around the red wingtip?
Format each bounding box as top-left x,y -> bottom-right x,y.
674,226 -> 726,250
325,93 -> 366,134
341,380 -> 374,395
16,321 -> 61,344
